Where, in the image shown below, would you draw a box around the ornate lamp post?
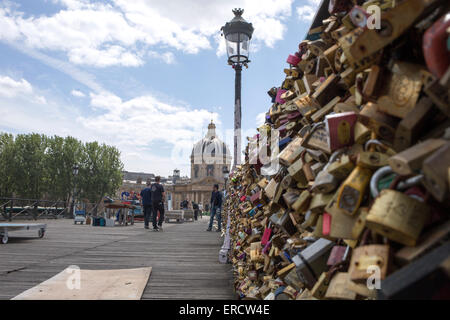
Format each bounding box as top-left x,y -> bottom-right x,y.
71,164 -> 79,218
221,8 -> 254,170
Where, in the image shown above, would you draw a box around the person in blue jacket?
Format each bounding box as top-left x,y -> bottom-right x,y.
207,184 -> 222,232
140,182 -> 152,229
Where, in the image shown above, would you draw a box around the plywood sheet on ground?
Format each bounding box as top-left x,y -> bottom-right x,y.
12,266 -> 151,300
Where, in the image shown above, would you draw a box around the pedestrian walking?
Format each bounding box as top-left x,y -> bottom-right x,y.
150,176 -> 165,232
207,184 -> 222,232
140,182 -> 152,229
192,201 -> 199,221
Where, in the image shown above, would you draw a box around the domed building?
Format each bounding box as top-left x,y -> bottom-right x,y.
166,121 -> 231,210
191,121 -> 232,183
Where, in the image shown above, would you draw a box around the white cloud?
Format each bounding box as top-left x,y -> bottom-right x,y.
296,0 -> 321,22
71,89 -> 86,97
0,0 -> 295,67
0,75 -> 46,104
0,74 -> 220,176
148,51 -> 176,65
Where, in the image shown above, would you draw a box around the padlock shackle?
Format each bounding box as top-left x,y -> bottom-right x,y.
370,166 -> 393,198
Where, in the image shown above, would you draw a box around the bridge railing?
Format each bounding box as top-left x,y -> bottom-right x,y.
0,198 -> 70,221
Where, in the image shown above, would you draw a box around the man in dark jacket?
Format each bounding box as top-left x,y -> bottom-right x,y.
207,184 -> 222,232
150,176 -> 165,231
192,201 -> 199,221
140,182 -> 152,229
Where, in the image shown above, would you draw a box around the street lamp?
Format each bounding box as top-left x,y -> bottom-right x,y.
221,8 -> 254,170
71,164 -> 79,218
222,166 -> 230,194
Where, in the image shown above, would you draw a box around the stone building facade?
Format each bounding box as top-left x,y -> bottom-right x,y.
166,121 -> 232,210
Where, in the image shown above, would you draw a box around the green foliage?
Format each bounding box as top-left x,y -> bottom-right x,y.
0,132 -> 124,203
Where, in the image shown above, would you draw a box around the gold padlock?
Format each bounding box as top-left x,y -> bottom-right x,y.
324,272 -> 356,300
357,151 -> 389,170
365,189 -> 430,246
348,244 -> 390,283
327,154 -> 355,180
336,166 -> 372,216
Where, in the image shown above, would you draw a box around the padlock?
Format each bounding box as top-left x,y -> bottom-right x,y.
301,150 -> 316,182
309,192 -> 334,214
283,268 -> 304,291
327,245 -> 350,267
388,139 -> 447,176
310,272 -> 330,299
377,62 -> 423,119
336,165 -> 372,216
422,142 -> 450,202
323,188 -> 360,240
312,74 -> 343,107
325,112 -> 358,152
327,154 -> 355,180
311,149 -> 346,194
301,210 -> 320,229
362,65 -> 382,100
348,244 -> 390,283
293,238 -> 334,289
278,136 -> 304,166
394,97 -> 435,152
292,190 -> 312,214
287,157 -> 309,187
365,189 -> 431,246
357,151 -> 389,170
302,122 -> 332,154
345,0 -> 434,61
423,14 -> 450,79
311,96 -> 341,123
351,207 -> 370,240
358,102 -> 398,143
324,272 -> 357,300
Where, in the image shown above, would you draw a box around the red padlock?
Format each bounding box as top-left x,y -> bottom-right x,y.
287,54 -> 301,66
423,14 -> 450,79
261,227 -> 272,246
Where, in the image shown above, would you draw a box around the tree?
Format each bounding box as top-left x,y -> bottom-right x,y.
78,142 -> 123,205
45,135 -> 82,202
0,133 -> 16,198
13,133 -> 48,199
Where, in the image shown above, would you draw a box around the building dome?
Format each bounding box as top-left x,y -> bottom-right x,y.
191,121 -> 232,165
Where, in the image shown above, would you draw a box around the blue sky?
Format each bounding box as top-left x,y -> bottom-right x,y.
0,0 -> 320,177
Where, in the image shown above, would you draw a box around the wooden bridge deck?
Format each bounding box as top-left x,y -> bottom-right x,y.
0,217 -> 235,300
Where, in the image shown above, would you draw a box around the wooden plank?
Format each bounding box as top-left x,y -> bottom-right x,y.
0,217 -> 234,300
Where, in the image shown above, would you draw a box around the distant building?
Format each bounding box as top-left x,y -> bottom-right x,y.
166,121 -> 231,210
117,121 -> 231,210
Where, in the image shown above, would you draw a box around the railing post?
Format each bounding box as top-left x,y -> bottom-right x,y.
9,199 -> 13,221
33,201 -> 38,220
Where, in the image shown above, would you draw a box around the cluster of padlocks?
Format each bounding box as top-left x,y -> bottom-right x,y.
223,0 -> 449,300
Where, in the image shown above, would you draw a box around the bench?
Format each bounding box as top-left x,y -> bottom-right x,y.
164,210 -> 195,223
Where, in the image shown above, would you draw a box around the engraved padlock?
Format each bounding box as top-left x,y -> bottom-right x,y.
336,165 -> 373,216
366,177 -> 431,247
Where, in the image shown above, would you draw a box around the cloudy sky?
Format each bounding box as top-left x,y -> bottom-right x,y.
0,0 -> 321,177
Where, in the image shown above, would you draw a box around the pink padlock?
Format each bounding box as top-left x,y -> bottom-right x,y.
275,89 -> 287,104
286,54 -> 301,66
322,212 -> 332,236
261,227 -> 272,246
